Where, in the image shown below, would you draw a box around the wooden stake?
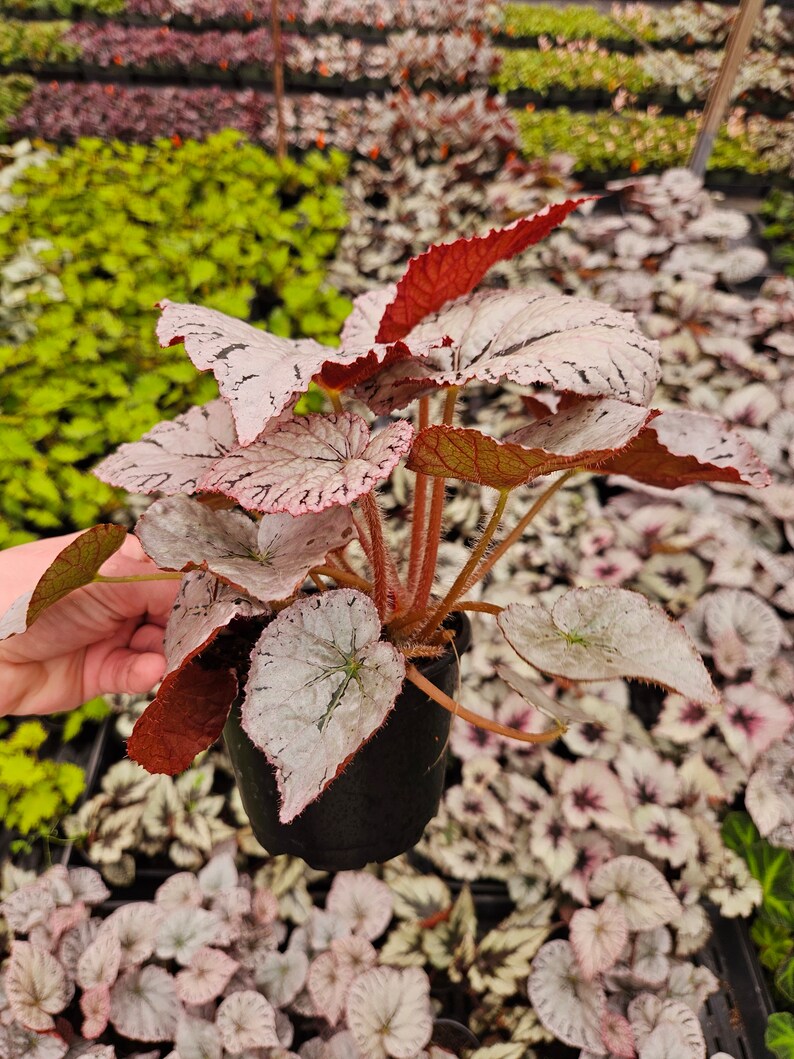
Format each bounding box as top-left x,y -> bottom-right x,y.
688,0 -> 765,177
271,0 -> 287,161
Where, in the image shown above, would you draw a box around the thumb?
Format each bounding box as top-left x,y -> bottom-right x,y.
93,647 -> 167,698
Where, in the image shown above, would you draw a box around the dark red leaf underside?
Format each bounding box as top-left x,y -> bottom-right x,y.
594,411 -> 771,489
375,199 -> 594,343
127,659 -> 238,775
319,340 -> 419,393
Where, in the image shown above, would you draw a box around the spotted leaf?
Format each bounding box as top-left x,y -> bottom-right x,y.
597,409 -> 770,489
589,856 -> 681,931
198,413 -> 413,516
498,587 -> 718,704
242,590 -> 405,823
5,941 -> 72,1031
138,495 -> 354,604
93,400 -> 238,496
358,288 -> 660,413
527,939 -> 605,1053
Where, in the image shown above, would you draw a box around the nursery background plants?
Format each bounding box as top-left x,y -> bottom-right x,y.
1,0 -> 793,1057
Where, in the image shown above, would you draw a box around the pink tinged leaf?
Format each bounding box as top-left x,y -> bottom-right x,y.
358,289 -> 661,414
631,927 -> 672,988
634,1000 -> 706,1059
67,868 -> 110,907
0,524 -> 127,641
127,659 -> 238,775
241,590 -> 406,823
156,301 -> 334,446
307,950 -> 352,1027
155,871 -> 203,911
99,902 -> 165,969
175,946 -> 239,1005
559,759 -> 632,831
109,965 -> 180,1042
597,409 -> 771,489
498,587 -> 717,704
81,984 -> 111,1040
341,287 -> 398,349
254,949 -> 309,1009
407,398 -> 650,489
589,857 -> 681,931
331,934 -> 377,977
570,904 -> 629,980
5,942 -> 72,1031
326,872 -> 393,941
633,805 -> 698,868
346,967 -> 433,1059
215,990 -> 279,1053
93,399 -> 238,496
176,1014 -> 222,1059
141,500 -> 353,617
155,907 -> 222,965
198,413 -> 414,517
527,940 -> 606,1053
601,1008 -> 636,1059
704,589 -> 784,672
197,851 -> 238,895
719,684 -> 793,769
375,200 -> 594,343
3,1025 -> 68,1059
77,931 -> 122,990
1,882 -> 56,934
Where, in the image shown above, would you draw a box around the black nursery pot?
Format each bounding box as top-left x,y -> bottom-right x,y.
223,612 -> 471,872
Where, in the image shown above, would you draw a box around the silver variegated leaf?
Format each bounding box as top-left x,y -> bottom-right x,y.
242,590 -> 405,823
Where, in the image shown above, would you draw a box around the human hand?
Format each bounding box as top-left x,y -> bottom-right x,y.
0,531 -> 179,716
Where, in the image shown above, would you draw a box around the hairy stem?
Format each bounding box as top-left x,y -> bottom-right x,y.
416,489 -> 510,642
361,493 -> 391,622
92,573 -> 182,584
452,600 -> 504,616
323,386 -> 344,414
412,387 -> 459,612
311,565 -> 372,592
407,396 -> 431,597
309,572 -> 327,593
406,664 -> 565,745
466,470 -> 576,591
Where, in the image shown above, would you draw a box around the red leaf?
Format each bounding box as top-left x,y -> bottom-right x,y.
127,659 -> 238,775
595,409 -> 771,489
375,199 -> 594,343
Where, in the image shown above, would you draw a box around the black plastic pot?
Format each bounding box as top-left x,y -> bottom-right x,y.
223,613 -> 471,872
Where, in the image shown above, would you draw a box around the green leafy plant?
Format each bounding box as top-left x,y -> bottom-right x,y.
0,74 -> 33,143
0,719 -> 85,844
0,133 -> 349,545
502,4 -> 635,43
495,46 -> 652,97
768,1013 -> 794,1059
516,106 -> 776,174
0,20 -> 78,67
0,0 -> 122,13
761,189 -> 794,276
723,810 -> 794,1041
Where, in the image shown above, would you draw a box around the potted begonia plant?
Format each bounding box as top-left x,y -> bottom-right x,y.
0,203 -> 770,871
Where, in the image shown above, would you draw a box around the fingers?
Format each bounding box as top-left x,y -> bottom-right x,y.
96,646 -> 167,697
128,623 -> 168,655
